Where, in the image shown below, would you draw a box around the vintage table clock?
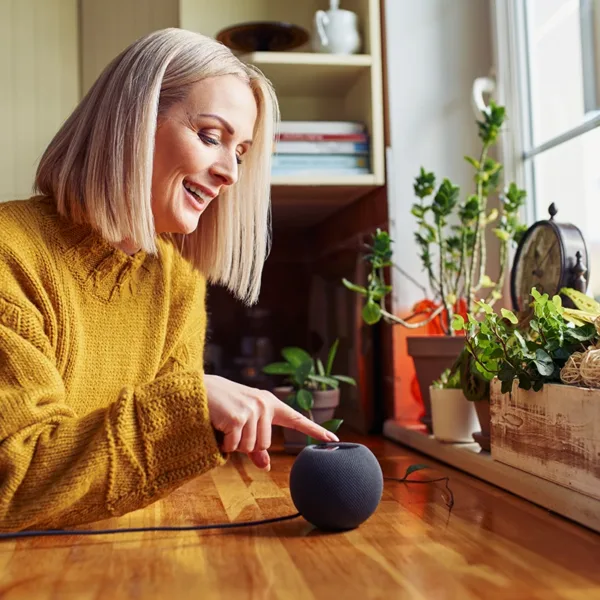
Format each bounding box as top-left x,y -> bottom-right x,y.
510,203 -> 589,312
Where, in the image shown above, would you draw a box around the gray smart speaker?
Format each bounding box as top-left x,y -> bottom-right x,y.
289,442 -> 384,531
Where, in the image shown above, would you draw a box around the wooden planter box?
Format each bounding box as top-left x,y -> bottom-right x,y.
490,378 -> 600,501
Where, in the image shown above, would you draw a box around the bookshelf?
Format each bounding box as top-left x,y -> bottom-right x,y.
80,0 -> 386,225
183,0 -> 386,220
239,52 -> 373,96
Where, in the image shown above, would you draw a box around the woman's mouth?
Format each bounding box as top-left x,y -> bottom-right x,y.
183,180 -> 212,211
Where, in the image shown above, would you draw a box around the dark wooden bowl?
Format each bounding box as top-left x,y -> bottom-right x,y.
216,21 -> 310,52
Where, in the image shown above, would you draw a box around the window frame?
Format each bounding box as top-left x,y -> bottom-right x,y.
492,0 -> 600,224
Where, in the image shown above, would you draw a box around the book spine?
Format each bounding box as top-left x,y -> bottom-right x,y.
278,121 -> 366,135
272,168 -> 370,176
272,155 -> 369,169
276,133 -> 368,142
275,141 -> 369,155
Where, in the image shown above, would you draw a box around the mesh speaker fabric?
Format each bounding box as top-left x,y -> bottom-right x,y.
289,442 -> 384,531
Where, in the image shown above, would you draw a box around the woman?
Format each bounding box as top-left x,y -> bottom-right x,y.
0,28 -> 337,532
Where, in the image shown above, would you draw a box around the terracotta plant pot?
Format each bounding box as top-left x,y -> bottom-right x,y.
472,399 -> 491,451
430,387 -> 479,443
406,336 -> 466,433
272,387 -> 340,454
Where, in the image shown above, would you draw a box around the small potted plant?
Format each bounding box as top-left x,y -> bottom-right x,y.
262,339 -> 356,453
430,365 -> 479,444
343,102 -> 527,431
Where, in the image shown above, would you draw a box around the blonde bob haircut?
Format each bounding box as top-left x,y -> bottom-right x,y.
35,28 -> 279,305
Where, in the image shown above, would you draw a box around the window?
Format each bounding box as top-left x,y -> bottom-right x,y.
493,0 -> 600,300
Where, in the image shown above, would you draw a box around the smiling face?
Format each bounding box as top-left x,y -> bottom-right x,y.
151,74 -> 257,235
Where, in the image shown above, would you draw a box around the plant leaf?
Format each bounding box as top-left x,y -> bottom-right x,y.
308,374 -> 339,388
562,308 -> 598,324
282,347 -> 313,367
333,375 -> 357,386
533,349 -> 554,376
293,360 -> 314,386
498,367 -> 515,382
560,287 -> 600,313
326,338 -> 339,376
452,314 -> 465,331
296,389 -> 314,411
262,362 -> 294,375
480,275 -> 495,288
501,308 -> 518,324
320,418 -> 343,433
316,358 -> 325,377
362,301 -> 382,325
342,278 -> 368,295
402,464 -> 430,479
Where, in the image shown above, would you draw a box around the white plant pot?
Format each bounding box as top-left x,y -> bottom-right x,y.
430,387 -> 479,443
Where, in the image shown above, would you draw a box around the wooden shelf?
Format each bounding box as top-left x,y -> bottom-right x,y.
383,420 -> 600,533
240,52 -> 373,96
271,181 -> 380,227
271,173 -> 379,186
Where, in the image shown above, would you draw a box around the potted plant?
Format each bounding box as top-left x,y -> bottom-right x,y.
262,339 -> 356,453
343,101 -> 526,431
430,365 -> 479,444
451,287 -> 599,449
453,287 -> 600,492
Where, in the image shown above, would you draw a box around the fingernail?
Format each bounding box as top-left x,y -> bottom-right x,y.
328,433 -> 339,442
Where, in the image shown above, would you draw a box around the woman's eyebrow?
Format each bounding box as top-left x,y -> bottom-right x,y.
196,112 -> 252,144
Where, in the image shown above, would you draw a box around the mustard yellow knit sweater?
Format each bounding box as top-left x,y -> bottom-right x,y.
0,196 -> 226,532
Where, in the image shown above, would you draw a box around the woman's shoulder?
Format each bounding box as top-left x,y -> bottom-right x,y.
0,196 -> 55,260
0,197 -> 61,319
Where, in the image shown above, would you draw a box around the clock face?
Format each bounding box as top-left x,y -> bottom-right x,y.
513,223 -> 563,311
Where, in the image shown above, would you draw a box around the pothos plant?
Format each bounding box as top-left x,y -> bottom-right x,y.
343,102 -> 527,334
262,339 -> 356,436
451,288 -> 598,394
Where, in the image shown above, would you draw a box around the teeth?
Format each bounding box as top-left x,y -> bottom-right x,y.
183,181 -> 208,203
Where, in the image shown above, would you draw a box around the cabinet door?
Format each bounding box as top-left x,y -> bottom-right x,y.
0,0 -> 79,202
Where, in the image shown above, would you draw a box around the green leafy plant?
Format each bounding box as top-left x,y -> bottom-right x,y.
452,288 -> 598,394
431,367 -> 461,390
262,339 -> 356,436
343,102 -> 527,334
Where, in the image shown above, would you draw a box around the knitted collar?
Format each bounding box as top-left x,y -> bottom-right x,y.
38,197 -> 157,302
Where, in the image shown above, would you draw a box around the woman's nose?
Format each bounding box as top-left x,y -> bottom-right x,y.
210,155 -> 238,187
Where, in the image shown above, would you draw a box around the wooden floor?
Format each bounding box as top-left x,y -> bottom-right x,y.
0,432 -> 599,600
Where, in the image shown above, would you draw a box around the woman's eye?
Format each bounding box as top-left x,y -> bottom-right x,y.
199,133 -> 219,146
200,131 -> 243,165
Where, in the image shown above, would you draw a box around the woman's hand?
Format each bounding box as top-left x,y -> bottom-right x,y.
204,375 -> 339,470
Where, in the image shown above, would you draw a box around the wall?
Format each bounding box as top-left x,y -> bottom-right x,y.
384,0 -> 494,422
80,0 -> 179,93
0,0 -> 79,202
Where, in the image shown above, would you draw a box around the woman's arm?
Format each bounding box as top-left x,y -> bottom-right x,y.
0,296 -> 225,532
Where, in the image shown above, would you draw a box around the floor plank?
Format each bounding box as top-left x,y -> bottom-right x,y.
0,432 -> 598,599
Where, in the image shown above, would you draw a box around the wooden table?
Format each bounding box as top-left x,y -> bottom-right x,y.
0,433 -> 599,599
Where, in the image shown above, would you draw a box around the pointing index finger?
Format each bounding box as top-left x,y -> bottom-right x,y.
273,402 -> 339,442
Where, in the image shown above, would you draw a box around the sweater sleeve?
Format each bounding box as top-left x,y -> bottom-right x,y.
0,295 -> 226,532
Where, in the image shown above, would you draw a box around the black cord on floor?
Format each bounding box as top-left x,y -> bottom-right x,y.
384,469 -> 455,510
0,512 -> 302,540
0,465 -> 453,539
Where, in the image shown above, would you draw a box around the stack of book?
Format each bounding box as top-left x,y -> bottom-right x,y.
272,121 -> 370,177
